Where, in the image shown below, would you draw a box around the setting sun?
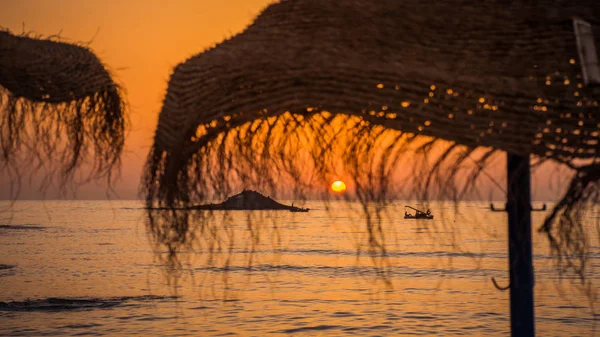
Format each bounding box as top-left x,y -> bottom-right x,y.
331,180 -> 347,193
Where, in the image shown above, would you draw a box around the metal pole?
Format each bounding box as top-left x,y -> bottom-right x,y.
506,153 -> 535,336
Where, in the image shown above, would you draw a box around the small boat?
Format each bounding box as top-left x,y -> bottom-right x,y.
404,205 -> 433,219
290,207 -> 309,213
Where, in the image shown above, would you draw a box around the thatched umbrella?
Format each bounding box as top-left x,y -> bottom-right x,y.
0,30 -> 126,195
144,1 -> 600,335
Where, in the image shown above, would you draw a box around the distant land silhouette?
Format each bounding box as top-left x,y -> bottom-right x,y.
151,190 -> 307,211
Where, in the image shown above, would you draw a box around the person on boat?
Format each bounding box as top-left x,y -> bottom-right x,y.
426,209 -> 431,216
405,211 -> 410,217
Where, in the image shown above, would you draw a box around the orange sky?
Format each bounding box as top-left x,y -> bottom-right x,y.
0,0 -> 274,199
0,0 -> 571,200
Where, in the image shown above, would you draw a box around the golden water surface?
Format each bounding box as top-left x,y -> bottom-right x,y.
0,200 -> 598,336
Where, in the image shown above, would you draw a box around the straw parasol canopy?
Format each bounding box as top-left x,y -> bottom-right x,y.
144,0 -> 600,276
0,30 -> 126,193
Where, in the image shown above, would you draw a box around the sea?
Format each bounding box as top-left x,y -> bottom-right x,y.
0,200 -> 598,336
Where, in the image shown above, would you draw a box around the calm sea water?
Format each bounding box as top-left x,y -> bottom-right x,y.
0,200 -> 598,336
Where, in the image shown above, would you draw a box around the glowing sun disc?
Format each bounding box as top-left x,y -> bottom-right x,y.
331,180 -> 347,192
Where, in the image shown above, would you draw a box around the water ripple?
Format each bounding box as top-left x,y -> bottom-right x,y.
0,264 -> 15,270
0,264 -> 16,277
279,324 -> 340,334
59,323 -> 103,329
0,295 -> 179,312
0,224 -> 46,230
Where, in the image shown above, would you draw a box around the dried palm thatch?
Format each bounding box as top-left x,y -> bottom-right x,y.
0,30 -> 126,196
144,0 -> 600,281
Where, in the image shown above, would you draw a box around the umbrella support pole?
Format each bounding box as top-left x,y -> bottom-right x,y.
506,153 -> 535,336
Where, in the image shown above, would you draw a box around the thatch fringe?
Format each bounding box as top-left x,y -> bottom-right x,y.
143,112 -> 599,295
141,113 -> 498,278
540,165 -> 600,280
0,29 -> 127,195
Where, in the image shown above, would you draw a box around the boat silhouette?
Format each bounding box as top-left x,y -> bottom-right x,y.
404,205 -> 434,219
